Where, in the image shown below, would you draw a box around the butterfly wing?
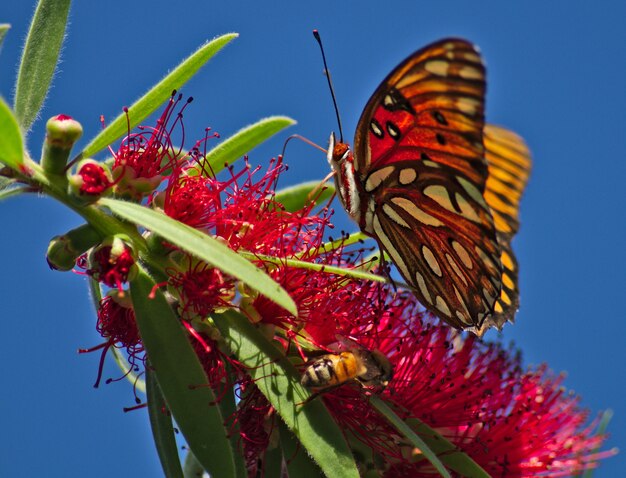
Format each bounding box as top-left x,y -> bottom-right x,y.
474,125 -> 532,332
352,39 -> 504,329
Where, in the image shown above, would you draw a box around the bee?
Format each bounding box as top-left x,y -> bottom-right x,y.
300,341 -> 393,391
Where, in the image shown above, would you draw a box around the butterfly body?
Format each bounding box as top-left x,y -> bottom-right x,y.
326,39 -> 531,334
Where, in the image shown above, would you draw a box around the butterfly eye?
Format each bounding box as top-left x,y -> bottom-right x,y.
332,142 -> 350,163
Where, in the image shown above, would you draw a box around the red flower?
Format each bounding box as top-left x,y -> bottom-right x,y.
79,293 -> 144,389
302,289 -> 615,477
167,258 -> 235,320
111,91 -> 193,198
73,160 -> 112,196
88,101 -> 613,475
78,237 -> 137,290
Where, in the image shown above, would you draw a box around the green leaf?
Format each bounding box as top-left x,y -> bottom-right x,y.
182,451 -> 205,478
0,24 -> 10,50
200,116 -> 295,175
371,396 -> 491,478
370,397 -> 451,478
79,34 -> 238,159
214,365 -> 247,478
239,251 -> 386,284
274,180 -> 334,213
279,421 -> 324,478
213,309 -> 360,478
14,0 -> 71,131
130,268 -> 236,478
100,198 -> 297,315
0,183 -> 26,202
147,367 -> 185,478
0,97 -> 24,169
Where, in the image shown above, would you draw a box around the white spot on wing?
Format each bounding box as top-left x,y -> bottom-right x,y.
452,241 -> 473,269
422,160 -> 441,168
446,253 -> 468,286
424,60 -> 449,76
475,246 -> 498,274
399,168 -> 417,185
457,176 -> 489,211
365,166 -> 394,192
372,215 -> 411,281
414,270 -> 432,304
370,120 -> 383,137
363,198 -> 376,235
424,185 -> 455,213
391,197 -> 444,227
382,204 -> 410,228
435,296 -> 451,317
456,98 -> 479,116
455,192 -> 480,223
422,245 -> 442,277
458,66 -> 482,80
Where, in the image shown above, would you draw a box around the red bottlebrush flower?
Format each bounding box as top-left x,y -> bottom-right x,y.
111,91 -> 193,198
302,289 -> 614,477
94,109 -> 611,475
78,237 -> 137,290
160,173 -> 222,230
167,258 -> 235,320
79,293 -> 144,388
96,294 -> 143,357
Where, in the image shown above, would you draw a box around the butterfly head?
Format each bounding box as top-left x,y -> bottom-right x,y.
327,132 -> 361,221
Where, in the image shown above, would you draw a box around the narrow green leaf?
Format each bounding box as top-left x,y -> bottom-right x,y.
274,180 -> 334,213
370,397 -> 451,478
372,397 -> 491,477
130,268 -> 235,478
14,0 -> 71,131
79,34 -> 237,159
200,116 -> 295,175
214,365 -> 247,478
0,97 -> 24,169
0,24 -> 10,50
299,230 -> 370,260
100,198 -> 297,315
147,367 -> 185,478
239,251 -> 386,283
213,309 -> 360,478
182,451 -> 205,478
0,185 -> 26,202
279,421 -> 324,478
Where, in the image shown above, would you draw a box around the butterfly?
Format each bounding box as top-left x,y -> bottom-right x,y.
326,38 -> 531,335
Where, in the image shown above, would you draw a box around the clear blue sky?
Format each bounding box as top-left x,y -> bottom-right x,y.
0,1 -> 624,476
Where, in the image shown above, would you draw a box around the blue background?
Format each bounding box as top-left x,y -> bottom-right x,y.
0,1 -> 624,476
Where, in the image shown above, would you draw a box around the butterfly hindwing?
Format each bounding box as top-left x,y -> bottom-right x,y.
475,125 -> 531,331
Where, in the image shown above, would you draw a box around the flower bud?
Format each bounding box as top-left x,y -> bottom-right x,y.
68,159 -> 113,202
85,235 -> 138,289
41,115 -> 83,175
46,224 -> 102,271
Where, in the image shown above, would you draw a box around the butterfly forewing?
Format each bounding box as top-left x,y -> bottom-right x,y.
352,39 -> 504,329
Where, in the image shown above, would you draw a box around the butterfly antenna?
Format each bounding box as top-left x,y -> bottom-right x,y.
313,29 -> 345,143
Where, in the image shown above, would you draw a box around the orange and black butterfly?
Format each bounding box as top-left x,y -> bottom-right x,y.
325,38 -> 531,335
